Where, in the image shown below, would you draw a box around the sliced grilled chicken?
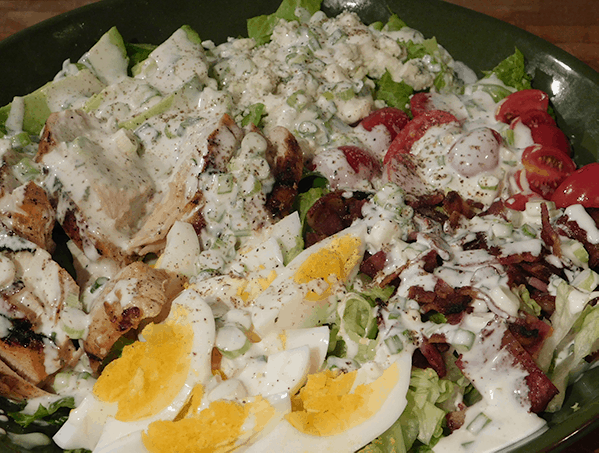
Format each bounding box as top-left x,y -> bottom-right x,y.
84,261 -> 182,361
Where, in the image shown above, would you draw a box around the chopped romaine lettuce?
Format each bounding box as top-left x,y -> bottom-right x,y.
9,397 -> 75,429
374,70 -> 413,112
241,102 -> 266,127
384,14 -> 408,32
247,0 -> 323,45
547,303 -> 599,412
360,368 -> 454,453
482,48 -> 532,91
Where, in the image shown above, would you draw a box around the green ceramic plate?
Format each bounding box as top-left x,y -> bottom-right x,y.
0,0 -> 598,452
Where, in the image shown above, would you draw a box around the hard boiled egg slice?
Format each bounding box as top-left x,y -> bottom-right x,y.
53,289 -> 215,452
248,224 -> 366,337
226,326 -> 329,399
154,221 -> 201,277
242,350 -> 412,453
139,387 -> 289,452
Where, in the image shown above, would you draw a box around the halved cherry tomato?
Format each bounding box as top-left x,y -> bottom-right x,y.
505,193 -> 542,211
383,110 -> 459,164
512,169 -> 528,192
514,109 -> 556,129
496,89 -> 549,124
529,123 -> 572,156
521,144 -> 576,198
359,107 -> 410,141
339,145 -> 381,176
410,92 -> 433,117
552,163 -> 599,208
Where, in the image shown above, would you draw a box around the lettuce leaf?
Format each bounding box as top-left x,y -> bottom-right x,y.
482,48 -> 532,91
547,303 -> 599,412
405,38 -> 440,61
360,368 -> 453,453
241,102 -> 266,127
247,0 -> 323,46
8,397 -> 75,428
537,280 -> 599,372
384,14 -> 408,32
374,70 -> 413,112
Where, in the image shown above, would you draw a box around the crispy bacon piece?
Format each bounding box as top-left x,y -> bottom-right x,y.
501,328 -> 559,413
456,322 -> 558,414
508,313 -> 553,359
422,249 -> 443,273
406,191 -> 447,224
481,199 -> 510,220
503,261 -> 561,317
408,279 -> 475,324
418,338 -> 447,378
443,191 -> 483,229
305,191 -> 366,246
530,290 -> 556,316
360,251 -> 387,278
540,202 -> 562,258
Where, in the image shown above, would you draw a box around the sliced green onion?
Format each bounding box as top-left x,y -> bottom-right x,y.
384,335 -> 404,354
521,224 -> 537,238
562,239 -> 589,265
11,132 -> 32,148
492,222 -> 513,238
13,157 -> 40,182
90,277 -> 109,294
327,29 -> 347,45
572,269 -> 599,292
478,175 -> 499,191
216,174 -> 234,194
451,329 -> 476,351
287,90 -> 308,111
336,88 -> 355,101
216,325 -> 251,359
467,412 -> 492,434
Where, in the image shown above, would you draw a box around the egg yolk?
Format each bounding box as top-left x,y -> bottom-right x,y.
286,363 -> 400,436
237,269 -> 278,302
294,235 -> 362,301
93,320 -> 193,422
142,397 -> 275,453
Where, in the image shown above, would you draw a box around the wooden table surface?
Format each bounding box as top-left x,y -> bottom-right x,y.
0,0 -> 598,452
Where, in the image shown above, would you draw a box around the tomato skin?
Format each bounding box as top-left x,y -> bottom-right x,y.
505,193 -> 542,211
383,110 -> 459,164
529,123 -> 572,156
359,107 -> 410,140
552,163 -> 599,208
410,92 -> 433,117
521,144 -> 576,198
515,109 -> 556,129
338,145 -> 381,176
496,89 -> 549,124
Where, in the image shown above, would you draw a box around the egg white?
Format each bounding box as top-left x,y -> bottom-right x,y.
241,350 -> 412,453
247,223 -> 367,337
53,289 -> 216,452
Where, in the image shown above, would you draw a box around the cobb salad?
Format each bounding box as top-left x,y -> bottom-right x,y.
0,0 -> 598,452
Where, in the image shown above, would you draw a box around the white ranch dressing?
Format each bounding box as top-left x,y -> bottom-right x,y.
433,323 -> 546,453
